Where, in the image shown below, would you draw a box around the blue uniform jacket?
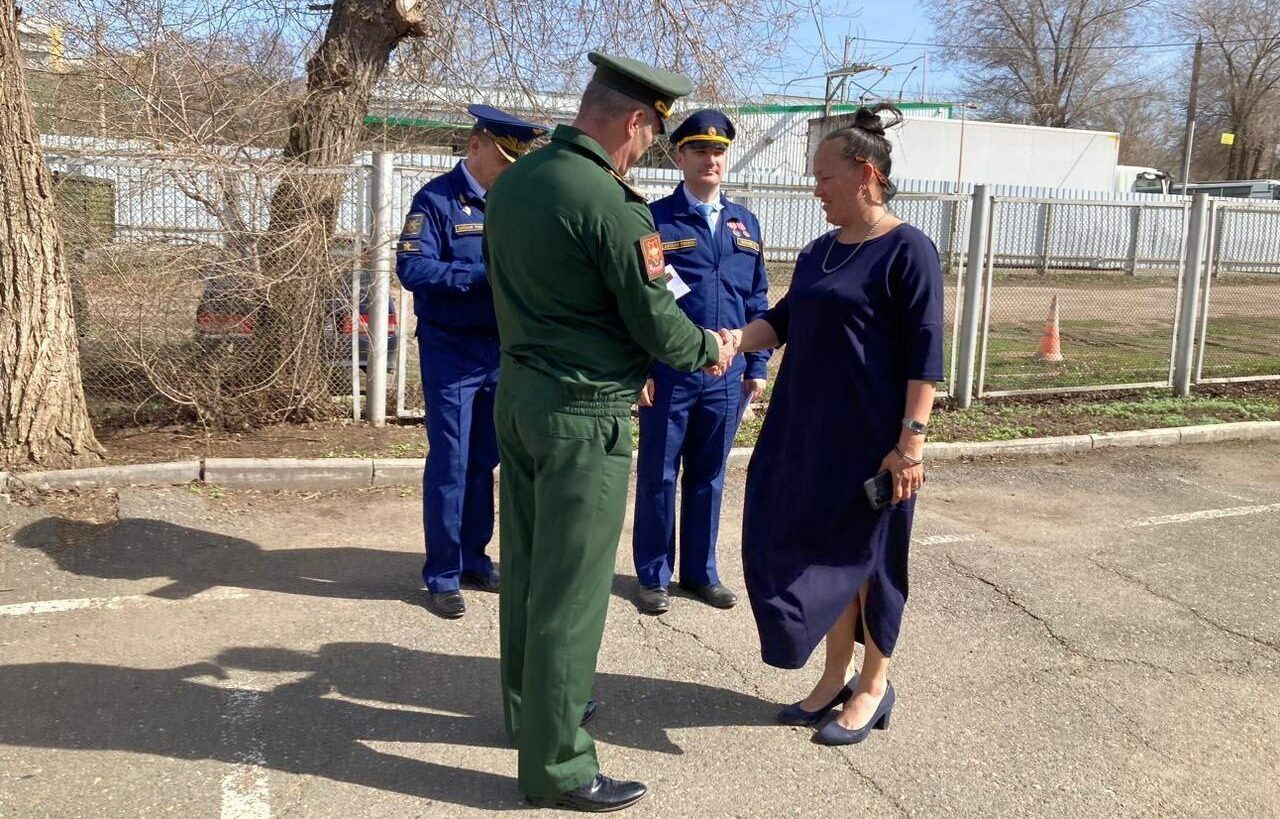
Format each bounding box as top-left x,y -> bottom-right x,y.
395,162 -> 495,331
650,183 -> 771,380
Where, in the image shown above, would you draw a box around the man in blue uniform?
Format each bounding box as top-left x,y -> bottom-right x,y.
632,110 -> 771,615
396,105 -> 548,619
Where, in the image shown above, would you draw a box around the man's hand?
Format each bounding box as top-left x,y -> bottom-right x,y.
742,378 -> 767,403
707,328 -> 737,377
638,378 -> 655,408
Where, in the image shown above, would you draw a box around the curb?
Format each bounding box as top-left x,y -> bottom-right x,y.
3,421 -> 1279,493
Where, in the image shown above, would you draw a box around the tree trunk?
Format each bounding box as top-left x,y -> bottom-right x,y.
0,3 -> 104,469
242,0 -> 430,423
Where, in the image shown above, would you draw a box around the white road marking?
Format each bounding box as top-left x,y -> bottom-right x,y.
1170,475 -> 1255,503
917,534 -> 977,546
1130,502 -> 1280,528
221,689 -> 270,819
0,586 -> 247,617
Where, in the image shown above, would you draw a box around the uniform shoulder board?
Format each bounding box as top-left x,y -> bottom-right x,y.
610,170 -> 647,200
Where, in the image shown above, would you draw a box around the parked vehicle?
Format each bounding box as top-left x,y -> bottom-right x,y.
1170,179 -> 1280,200
1115,165 -> 1171,194
195,271 -> 397,393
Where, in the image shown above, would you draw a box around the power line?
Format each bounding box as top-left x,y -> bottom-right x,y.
855,35 -> 1280,53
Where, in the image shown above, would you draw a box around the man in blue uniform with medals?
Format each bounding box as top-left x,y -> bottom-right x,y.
632,110 -> 771,615
396,105 -> 548,619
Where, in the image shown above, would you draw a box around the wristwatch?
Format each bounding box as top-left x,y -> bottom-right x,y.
902,417 -> 928,435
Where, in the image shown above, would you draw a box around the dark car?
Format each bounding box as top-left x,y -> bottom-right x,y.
195,272 -> 398,393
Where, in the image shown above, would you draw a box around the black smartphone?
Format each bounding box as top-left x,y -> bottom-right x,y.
863,470 -> 893,511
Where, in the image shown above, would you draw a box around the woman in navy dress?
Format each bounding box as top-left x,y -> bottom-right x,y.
721,105 -> 944,745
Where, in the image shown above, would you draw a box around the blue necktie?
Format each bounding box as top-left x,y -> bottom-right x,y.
693,202 -> 714,228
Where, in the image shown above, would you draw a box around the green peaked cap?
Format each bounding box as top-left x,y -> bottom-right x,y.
587,52 -> 694,132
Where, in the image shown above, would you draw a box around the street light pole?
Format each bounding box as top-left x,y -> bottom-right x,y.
1179,38 -> 1204,190
955,103 -> 977,188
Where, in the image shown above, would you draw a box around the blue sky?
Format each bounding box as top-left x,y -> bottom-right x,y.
756,0 -> 960,103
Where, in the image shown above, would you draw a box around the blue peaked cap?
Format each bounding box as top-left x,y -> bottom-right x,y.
466,104 -> 549,161
669,109 -> 735,149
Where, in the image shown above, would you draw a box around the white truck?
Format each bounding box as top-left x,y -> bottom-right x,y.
807,114 -> 1123,191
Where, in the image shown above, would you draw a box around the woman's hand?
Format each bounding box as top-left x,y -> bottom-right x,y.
878,446 -> 924,505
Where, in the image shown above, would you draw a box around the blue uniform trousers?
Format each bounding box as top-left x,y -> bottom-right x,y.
419,322 -> 500,592
632,361 -> 746,590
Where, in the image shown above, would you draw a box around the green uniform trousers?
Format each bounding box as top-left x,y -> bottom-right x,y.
495,358 -> 634,798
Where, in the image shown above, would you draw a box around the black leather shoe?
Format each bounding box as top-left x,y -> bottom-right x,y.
461,569 -> 500,593
581,699 -> 598,726
425,590 -> 465,619
679,581 -> 738,609
527,773 -> 647,812
636,587 -> 670,615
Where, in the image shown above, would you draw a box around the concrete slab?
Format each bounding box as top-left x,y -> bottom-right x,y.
1090,427 -> 1183,449
10,461 -> 202,490
929,434 -> 1094,460
371,458 -> 422,486
1178,420 -> 1280,445
202,458 -> 373,490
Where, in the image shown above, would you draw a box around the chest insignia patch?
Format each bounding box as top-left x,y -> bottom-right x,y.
662,238 -> 698,252
401,213 -> 424,237
639,232 -> 666,280
454,222 -> 484,236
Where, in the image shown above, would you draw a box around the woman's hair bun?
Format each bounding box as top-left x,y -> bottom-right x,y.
852,103 -> 904,137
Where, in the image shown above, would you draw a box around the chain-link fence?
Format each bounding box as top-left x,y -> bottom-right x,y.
1195,201 -> 1280,384
47,152 -> 368,428
44,146 -> 1280,431
976,198 -> 1190,396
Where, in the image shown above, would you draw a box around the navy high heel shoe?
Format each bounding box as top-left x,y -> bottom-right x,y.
776,677 -> 858,726
813,682 -> 895,745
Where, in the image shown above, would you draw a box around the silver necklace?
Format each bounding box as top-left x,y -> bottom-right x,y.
820,211 -> 888,274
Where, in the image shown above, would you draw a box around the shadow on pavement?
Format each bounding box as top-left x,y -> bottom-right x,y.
0,643 -> 776,809
12,518 -> 724,616
12,517 -> 423,602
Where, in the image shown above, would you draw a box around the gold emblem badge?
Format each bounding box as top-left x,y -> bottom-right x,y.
708,127 -> 718,136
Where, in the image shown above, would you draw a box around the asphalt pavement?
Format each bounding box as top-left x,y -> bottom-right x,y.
1,441 -> 1277,818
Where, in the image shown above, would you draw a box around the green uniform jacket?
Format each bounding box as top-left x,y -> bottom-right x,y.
484,125 -> 718,400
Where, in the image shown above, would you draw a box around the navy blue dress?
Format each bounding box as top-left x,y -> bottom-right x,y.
743,224 -> 945,669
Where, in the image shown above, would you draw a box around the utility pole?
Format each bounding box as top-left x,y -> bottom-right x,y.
1179,38 -> 1203,191
841,37 -> 850,105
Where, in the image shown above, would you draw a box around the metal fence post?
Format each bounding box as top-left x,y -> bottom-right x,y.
954,185 -> 991,408
1173,193 -> 1209,397
366,151 -> 394,426
1125,205 -> 1143,275
1039,202 -> 1053,275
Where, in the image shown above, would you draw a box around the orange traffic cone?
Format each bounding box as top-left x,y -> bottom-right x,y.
1035,294 -> 1064,362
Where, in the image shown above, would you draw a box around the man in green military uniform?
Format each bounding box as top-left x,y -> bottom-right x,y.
485,52 -> 735,812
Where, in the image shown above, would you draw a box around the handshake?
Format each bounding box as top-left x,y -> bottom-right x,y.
707,327 -> 744,377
